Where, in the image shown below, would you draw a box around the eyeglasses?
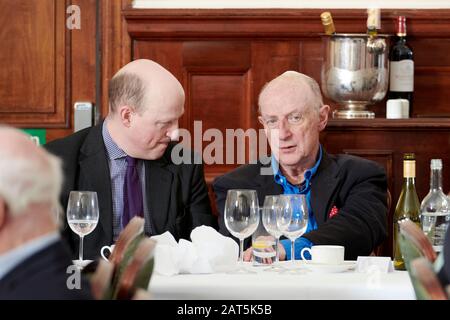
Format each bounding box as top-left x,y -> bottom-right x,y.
259,113 -> 304,129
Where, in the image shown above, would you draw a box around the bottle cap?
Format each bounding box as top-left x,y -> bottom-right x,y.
320,12 -> 332,24
396,16 -> 407,36
320,12 -> 335,35
431,159 -> 443,170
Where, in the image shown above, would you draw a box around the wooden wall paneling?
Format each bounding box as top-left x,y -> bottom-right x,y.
251,41 -> 300,95
0,0 -> 101,141
99,0 -> 132,118
182,41 -> 252,181
414,68 -> 450,117
47,0 -> 97,141
132,40 -> 185,123
0,0 -> 69,128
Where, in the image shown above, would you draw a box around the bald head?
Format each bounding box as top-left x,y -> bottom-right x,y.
258,71 -> 324,115
0,126 -> 62,215
109,59 -> 185,115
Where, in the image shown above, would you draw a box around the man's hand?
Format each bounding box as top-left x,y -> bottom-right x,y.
243,247 -> 253,262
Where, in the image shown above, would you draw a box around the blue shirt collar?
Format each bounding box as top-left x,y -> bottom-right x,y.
271,145 -> 323,192
0,232 -> 60,280
102,121 -> 127,160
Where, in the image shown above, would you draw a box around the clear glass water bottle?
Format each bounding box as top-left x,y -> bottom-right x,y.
420,159 -> 450,252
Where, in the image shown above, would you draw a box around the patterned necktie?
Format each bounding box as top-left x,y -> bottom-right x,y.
122,155 -> 144,228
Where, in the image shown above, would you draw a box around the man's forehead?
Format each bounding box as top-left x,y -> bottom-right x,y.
260,95 -> 310,117
260,83 -> 312,112
144,102 -> 184,121
261,107 -> 305,118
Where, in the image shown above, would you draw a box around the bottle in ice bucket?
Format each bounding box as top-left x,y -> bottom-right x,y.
252,208 -> 276,266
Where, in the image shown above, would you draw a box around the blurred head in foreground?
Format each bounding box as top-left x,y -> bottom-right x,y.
0,126 -> 63,253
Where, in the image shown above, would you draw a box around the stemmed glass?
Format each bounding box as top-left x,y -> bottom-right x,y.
66,191 -> 99,266
224,189 -> 259,272
276,194 -> 308,271
262,195 -> 284,271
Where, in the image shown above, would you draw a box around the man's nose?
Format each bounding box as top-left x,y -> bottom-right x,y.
167,122 -> 179,141
278,119 -> 292,140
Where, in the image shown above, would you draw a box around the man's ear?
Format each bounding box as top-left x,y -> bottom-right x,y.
318,105 -> 330,131
0,198 -> 6,229
118,105 -> 133,127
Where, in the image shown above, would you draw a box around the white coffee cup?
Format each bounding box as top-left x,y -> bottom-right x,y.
300,245 -> 345,264
100,244 -> 115,261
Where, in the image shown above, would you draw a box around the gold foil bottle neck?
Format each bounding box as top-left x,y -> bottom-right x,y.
320,12 -> 336,35
403,153 -> 416,178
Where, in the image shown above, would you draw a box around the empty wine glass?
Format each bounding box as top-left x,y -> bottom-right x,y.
224,189 -> 259,273
262,195 -> 284,271
66,191 -> 99,266
277,194 -> 308,272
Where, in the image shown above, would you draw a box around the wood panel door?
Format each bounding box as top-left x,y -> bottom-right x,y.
0,0 -> 98,141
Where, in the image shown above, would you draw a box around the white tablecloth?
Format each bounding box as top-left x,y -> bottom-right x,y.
148,262 -> 415,300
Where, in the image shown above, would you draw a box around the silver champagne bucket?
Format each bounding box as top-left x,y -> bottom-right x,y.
321,34 -> 390,119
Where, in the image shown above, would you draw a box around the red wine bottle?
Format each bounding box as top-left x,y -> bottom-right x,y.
388,16 -> 414,115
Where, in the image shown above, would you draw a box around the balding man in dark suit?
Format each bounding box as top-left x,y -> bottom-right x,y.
46,59 -> 217,260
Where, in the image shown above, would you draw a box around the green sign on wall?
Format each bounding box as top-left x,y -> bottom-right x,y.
22,129 -> 46,146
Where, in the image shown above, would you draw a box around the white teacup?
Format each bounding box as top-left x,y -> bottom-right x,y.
300,245 -> 345,264
100,244 -> 115,261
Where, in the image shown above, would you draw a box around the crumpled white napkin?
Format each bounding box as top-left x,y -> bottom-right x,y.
151,226 -> 239,276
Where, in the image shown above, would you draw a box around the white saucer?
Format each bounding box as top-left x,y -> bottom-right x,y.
302,261 -> 356,273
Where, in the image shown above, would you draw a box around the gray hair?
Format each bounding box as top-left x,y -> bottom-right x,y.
257,71 -> 324,114
108,72 -> 146,114
0,140 -> 63,216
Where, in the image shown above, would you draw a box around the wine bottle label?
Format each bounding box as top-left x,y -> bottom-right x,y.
404,160 -> 416,178
389,60 -> 414,92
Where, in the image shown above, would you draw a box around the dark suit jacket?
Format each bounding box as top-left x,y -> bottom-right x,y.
0,241 -> 92,300
45,123 -> 217,259
213,151 -> 388,260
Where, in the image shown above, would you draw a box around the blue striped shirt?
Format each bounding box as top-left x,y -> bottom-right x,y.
102,121 -> 151,241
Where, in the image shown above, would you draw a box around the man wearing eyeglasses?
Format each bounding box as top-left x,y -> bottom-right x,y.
213,71 -> 388,261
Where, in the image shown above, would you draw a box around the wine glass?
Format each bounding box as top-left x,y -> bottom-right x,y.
262,195 -> 284,271
66,191 -> 99,266
224,189 -> 259,272
276,194 -> 308,271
